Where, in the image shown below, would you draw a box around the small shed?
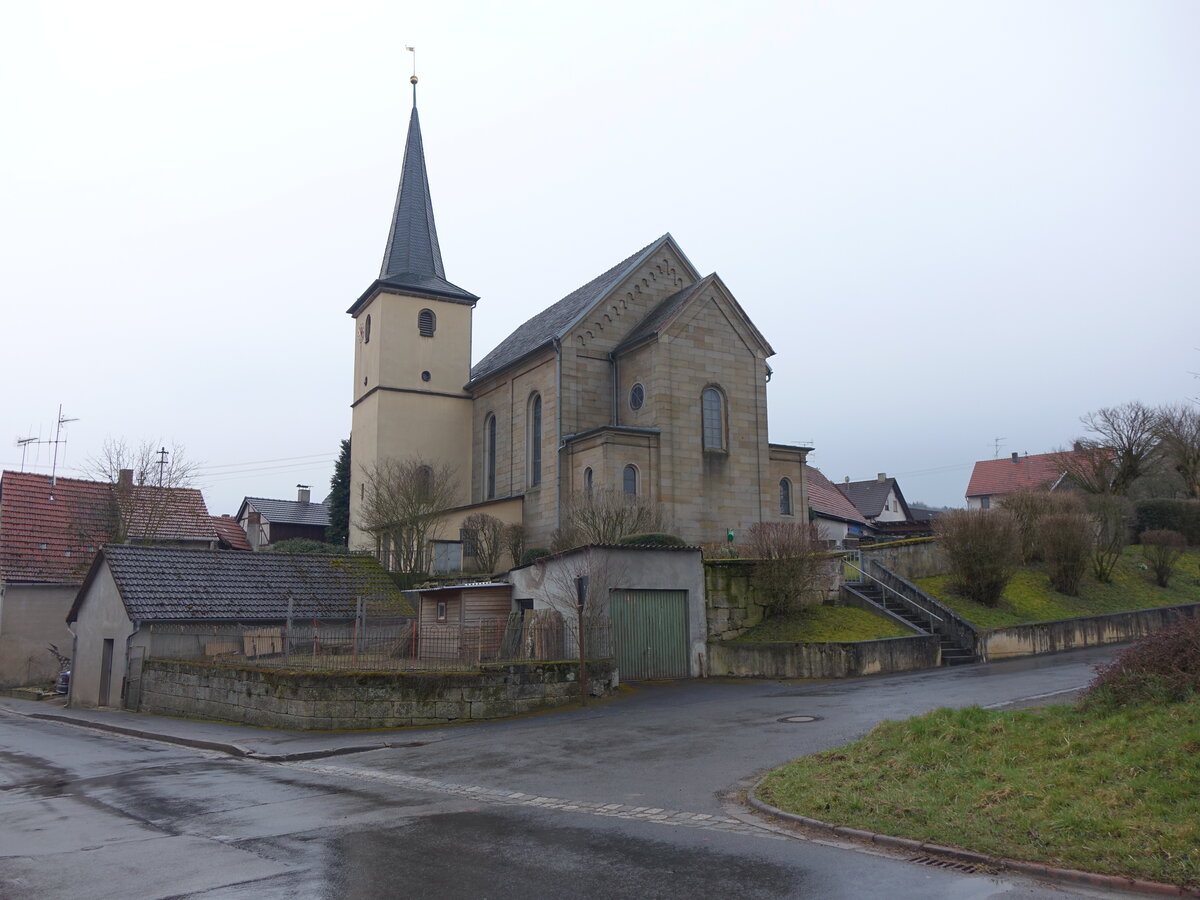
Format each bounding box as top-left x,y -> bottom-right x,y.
412,582 -> 515,663
66,546 -> 409,708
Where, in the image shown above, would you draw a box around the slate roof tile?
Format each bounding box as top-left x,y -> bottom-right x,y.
240,497 -> 331,528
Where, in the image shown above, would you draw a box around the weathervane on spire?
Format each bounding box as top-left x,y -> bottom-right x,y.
406,46 -> 417,105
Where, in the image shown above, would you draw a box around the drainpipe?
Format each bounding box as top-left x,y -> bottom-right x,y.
553,337 -> 563,536
608,351 -> 619,427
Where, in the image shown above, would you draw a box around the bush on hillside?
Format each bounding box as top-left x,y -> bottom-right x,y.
1000,490 -> 1085,563
1038,512 -> 1093,596
935,509 -> 1020,607
615,532 -> 686,547
745,522 -> 832,614
1135,499 -> 1200,545
1084,614 -> 1200,706
1089,494 -> 1129,583
1140,529 -> 1186,587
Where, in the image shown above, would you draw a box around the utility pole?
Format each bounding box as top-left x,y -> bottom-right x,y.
157,447 -> 169,486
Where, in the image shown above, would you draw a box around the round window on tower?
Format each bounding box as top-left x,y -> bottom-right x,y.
421,371 -> 431,382
629,383 -> 645,411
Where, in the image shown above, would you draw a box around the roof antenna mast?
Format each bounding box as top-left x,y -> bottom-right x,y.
49,405 -> 79,490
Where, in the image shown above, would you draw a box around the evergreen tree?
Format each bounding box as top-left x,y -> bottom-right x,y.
327,437 -> 351,546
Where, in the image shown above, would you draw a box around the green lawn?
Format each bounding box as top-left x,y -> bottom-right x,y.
734,605 -> 913,643
914,547 -> 1200,629
757,699 -> 1200,889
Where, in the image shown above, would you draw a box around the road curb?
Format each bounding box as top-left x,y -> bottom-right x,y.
746,778 -> 1199,898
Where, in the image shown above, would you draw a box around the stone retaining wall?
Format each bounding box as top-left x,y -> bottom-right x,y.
139,659 -> 618,730
980,603 -> 1200,661
861,538 -> 945,580
707,634 -> 941,679
704,558 -> 843,641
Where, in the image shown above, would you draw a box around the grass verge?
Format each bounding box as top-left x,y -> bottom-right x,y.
915,547 -> 1200,629
757,699 -> 1200,889
734,605 -> 913,642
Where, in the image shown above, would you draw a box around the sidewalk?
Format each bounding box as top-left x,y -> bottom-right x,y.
0,696 -> 444,761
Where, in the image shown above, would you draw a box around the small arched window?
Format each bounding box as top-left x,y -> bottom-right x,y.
583,466 -> 594,494
528,393 -> 542,488
418,308 -> 436,337
701,387 -> 725,451
780,478 -> 793,516
623,464 -> 638,495
484,414 -> 497,500
364,314 -> 371,344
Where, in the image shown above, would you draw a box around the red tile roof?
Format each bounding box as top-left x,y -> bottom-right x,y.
965,452 -> 1072,499
211,515 -> 252,551
806,466 -> 867,525
0,471 -> 216,583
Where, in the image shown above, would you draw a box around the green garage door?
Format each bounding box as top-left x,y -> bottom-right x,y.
609,590 -> 690,680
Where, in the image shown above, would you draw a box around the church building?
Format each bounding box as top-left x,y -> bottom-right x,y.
348,82 -> 811,565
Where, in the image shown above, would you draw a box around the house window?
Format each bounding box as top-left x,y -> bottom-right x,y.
629,383 -> 645,411
981,496 -> 991,509
584,466 -> 593,494
418,308 -> 436,337
780,478 -> 793,516
484,414 -> 497,500
701,387 -> 725,451
436,601 -> 447,622
364,314 -> 371,343
528,393 -> 542,488
623,464 -> 638,495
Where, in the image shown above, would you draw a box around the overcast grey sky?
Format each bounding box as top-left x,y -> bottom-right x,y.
2,0 -> 1197,515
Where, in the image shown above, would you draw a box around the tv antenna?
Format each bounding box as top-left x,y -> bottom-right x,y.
15,434 -> 39,471
992,436 -> 1006,458
49,405 -> 79,489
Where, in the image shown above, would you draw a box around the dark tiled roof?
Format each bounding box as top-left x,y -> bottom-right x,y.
806,467 -> 867,525
70,546 -> 413,622
836,478 -> 908,520
965,452 -> 1073,498
615,278 -> 709,352
0,471 -> 216,583
211,515 -> 252,551
381,105 -> 446,284
468,235 -> 672,386
240,497 -> 331,527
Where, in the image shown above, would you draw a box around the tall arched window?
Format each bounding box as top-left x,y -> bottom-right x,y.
364,314 -> 371,343
418,308 -> 436,337
701,387 -> 725,451
583,466 -> 593,495
780,478 -> 793,516
623,464 -> 638,495
528,393 -> 542,488
484,414 -> 497,500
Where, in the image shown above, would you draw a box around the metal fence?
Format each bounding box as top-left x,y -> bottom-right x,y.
146,612 -> 611,672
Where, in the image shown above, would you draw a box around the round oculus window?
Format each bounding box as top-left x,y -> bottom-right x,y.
421,371 -> 432,382
629,383 -> 645,410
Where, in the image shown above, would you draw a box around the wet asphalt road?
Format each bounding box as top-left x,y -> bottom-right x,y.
0,646 -> 1146,899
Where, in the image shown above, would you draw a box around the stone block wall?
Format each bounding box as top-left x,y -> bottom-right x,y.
708,635 -> 941,679
704,557 -> 843,641
139,659 -> 618,730
862,538 -> 946,580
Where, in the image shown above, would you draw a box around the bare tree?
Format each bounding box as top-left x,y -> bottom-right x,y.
1089,494 -> 1129,583
1155,403 -> 1200,499
460,512 -> 505,572
537,548 -> 621,706
503,523 -> 526,569
555,488 -> 669,550
85,438 -> 200,543
744,522 -> 834,615
357,458 -> 458,573
1063,402 -> 1159,495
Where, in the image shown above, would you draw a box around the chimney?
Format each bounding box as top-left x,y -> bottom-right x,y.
1072,441 -> 1083,453
844,476 -> 850,484
877,472 -> 886,482
297,484 -> 311,504
1011,452 -> 1019,464
118,468 -> 134,489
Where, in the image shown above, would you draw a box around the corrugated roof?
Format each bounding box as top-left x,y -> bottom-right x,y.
0,471 -> 216,583
806,467 -> 867,525
70,546 -> 412,622
965,452 -> 1071,498
468,235 -> 673,386
240,496 -> 331,527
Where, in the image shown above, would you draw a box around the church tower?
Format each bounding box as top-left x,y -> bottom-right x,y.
347,77 -> 477,551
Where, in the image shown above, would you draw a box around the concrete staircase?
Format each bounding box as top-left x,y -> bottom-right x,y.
850,583 -> 976,667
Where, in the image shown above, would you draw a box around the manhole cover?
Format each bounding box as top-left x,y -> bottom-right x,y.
777,715 -> 820,723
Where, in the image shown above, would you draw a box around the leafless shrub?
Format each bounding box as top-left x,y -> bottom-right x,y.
935,509 -> 1020,607
1038,512 -> 1093,596
357,458 -> 457,573
744,522 -> 832,615
460,513 -> 505,573
1089,494 -> 1129,583
555,489 -> 668,550
1140,529 -> 1186,588
1000,490 -> 1085,563
503,523 -> 526,570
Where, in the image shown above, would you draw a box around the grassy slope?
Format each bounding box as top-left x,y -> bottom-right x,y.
915,547 -> 1200,629
758,700 -> 1200,888
734,606 -> 912,642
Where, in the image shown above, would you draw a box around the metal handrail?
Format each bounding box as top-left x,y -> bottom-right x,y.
843,560 -> 943,628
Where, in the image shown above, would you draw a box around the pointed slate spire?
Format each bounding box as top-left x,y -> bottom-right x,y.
380,88 -> 445,281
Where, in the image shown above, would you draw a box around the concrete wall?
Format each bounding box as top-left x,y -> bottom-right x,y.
980,603 -> 1200,661
68,567 -> 141,708
0,582 -> 78,688
138,658 -> 618,730
708,634 -> 941,679
509,546 -> 708,677
861,538 -> 945,580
